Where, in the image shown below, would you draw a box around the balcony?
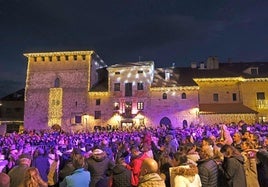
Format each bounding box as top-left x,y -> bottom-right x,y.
256,100 -> 268,109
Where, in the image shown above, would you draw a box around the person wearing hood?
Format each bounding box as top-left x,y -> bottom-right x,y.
138,158 -> 166,187
220,144 -> 247,187
170,151 -> 201,187
86,148 -> 115,187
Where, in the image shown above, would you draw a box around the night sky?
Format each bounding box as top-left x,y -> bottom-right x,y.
1,0 -> 268,97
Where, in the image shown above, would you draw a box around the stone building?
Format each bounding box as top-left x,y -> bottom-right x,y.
23,51 -> 268,131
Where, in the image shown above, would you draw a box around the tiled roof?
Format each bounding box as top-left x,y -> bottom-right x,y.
152,62 -> 268,87
199,103 -> 258,114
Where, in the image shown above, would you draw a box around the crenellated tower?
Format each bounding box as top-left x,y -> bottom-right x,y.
24,51 -> 106,130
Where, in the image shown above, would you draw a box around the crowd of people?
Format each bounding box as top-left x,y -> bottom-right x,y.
0,121 -> 268,187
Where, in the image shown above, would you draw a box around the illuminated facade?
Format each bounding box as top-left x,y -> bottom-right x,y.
23,52 -> 268,131
24,51 -> 107,131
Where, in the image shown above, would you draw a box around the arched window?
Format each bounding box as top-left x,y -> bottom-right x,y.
181,92 -> 186,99
54,77 -> 60,88
162,93 -> 167,99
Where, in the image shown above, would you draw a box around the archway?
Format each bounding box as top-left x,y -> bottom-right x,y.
160,117 -> 172,129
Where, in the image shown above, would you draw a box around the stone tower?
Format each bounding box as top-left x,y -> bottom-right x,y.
24,51 -> 106,130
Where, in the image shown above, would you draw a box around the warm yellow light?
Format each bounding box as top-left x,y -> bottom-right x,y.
24,51 -> 94,57
48,88 -> 63,127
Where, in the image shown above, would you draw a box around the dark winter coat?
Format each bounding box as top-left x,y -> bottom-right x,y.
87,154 -> 115,187
220,155 -> 247,187
32,155 -> 50,182
197,158 -> 218,187
112,164 -> 131,187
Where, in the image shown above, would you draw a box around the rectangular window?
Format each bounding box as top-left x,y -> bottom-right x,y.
73,55 -> 77,61
137,83 -> 144,90
257,92 -> 265,100
33,57 -> 37,62
137,102 -> 144,110
96,99 -> 101,105
138,70 -> 143,74
49,56 -> 52,62
125,83 -> 132,97
114,83 -> 120,91
115,72 -> 120,75
75,116 -> 82,123
65,56 -> 69,61
42,56 -> 45,61
94,111 -> 101,119
56,56 -> 60,61
213,93 -> 219,102
232,93 -> 237,101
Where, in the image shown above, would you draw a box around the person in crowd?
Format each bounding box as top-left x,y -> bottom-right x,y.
0,172 -> 10,187
124,145 -> 150,187
110,158 -> 131,187
201,137 -> 214,158
170,151 -> 201,187
232,132 -> 243,152
47,147 -> 60,187
21,167 -> 48,187
114,142 -> 130,165
0,154 -> 8,173
138,158 -> 166,187
60,153 -> 90,187
100,139 -> 114,161
8,153 -> 32,187
32,147 -> 50,183
209,135 -> 224,161
243,131 -> 251,141
184,143 -> 200,166
238,120 -> 248,135
197,148 -> 218,187
59,148 -> 82,182
158,152 -> 173,187
7,145 -> 19,172
217,124 -> 233,146
163,135 -> 179,155
220,144 -> 247,187
241,141 -> 260,187
87,148 -> 114,187
261,135 -> 268,150
256,150 -> 268,187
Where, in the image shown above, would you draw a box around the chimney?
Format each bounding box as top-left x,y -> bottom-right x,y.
191,62 -> 197,68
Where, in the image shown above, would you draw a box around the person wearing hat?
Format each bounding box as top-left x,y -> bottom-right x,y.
8,153 -> 32,187
86,148 -> 115,187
